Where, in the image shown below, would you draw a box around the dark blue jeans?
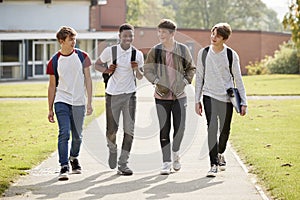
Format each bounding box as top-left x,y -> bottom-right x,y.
203,95 -> 233,166
155,97 -> 187,162
105,92 -> 136,165
54,102 -> 85,166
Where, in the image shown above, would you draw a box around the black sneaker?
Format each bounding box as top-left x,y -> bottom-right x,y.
218,153 -> 226,171
70,158 -> 82,174
206,164 -> 218,177
108,151 -> 117,169
58,165 -> 69,181
117,164 -> 133,176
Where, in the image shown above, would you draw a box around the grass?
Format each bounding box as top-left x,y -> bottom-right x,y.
0,79 -> 106,98
231,99 -> 300,199
243,74 -> 300,96
0,100 -> 104,195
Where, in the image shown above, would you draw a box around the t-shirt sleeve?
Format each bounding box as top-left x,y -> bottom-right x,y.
46,57 -> 54,75
99,47 -> 111,64
82,51 -> 92,68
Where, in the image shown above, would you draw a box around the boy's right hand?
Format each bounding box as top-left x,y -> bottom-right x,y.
48,110 -> 55,123
105,64 -> 117,74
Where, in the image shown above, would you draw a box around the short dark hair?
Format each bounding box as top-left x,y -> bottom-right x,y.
157,19 -> 177,33
56,26 -> 77,41
119,23 -> 134,33
211,23 -> 232,40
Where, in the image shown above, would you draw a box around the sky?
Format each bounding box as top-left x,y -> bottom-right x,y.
261,0 -> 290,21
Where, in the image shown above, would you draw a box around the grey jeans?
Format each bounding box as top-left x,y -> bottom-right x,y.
105,92 -> 136,165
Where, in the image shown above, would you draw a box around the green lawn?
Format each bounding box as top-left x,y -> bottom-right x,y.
0,100 -> 104,195
243,74 -> 300,95
231,99 -> 300,199
0,79 -> 106,98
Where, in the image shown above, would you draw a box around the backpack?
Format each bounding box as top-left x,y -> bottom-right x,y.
52,48 -> 85,87
154,43 -> 187,76
201,46 -> 233,78
102,45 -> 137,88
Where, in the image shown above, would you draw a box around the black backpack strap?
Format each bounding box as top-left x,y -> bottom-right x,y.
227,48 -> 233,78
179,44 -> 186,69
112,45 -> 117,65
131,47 -> 136,62
226,47 -> 235,87
201,46 -> 210,68
154,44 -> 162,76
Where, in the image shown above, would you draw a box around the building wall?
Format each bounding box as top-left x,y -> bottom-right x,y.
0,0 -> 91,31
90,0 -> 126,31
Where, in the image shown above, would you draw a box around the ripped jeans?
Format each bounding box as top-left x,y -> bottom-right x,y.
155,97 -> 187,162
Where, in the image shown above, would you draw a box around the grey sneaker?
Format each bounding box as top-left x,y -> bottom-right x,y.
160,162 -> 172,175
206,164 -> 218,177
218,153 -> 226,171
172,151 -> 181,171
108,151 -> 117,169
58,165 -> 69,181
117,164 -> 133,176
70,158 -> 82,174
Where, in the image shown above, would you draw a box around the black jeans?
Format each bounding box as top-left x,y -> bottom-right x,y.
203,95 -> 233,166
155,97 -> 187,162
105,92 -> 136,165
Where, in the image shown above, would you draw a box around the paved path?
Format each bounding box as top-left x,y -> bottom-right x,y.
1,79 -> 268,200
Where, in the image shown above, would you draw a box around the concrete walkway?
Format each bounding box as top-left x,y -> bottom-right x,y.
1,79 -> 268,200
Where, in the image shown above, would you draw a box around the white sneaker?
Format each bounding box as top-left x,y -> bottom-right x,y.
206,164 -> 218,177
160,162 -> 172,175
172,151 -> 181,171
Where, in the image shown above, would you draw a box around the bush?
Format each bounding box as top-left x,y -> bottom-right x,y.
267,42 -> 299,74
245,56 -> 270,75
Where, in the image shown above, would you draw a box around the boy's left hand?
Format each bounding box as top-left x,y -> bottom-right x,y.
86,104 -> 93,116
131,61 -> 138,70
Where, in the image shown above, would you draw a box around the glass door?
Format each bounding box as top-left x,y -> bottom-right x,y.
32,41 -> 57,78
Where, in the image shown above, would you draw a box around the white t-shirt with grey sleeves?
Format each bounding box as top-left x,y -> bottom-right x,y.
195,44 -> 247,106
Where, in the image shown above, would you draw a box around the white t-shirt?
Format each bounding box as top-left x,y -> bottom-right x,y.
100,44 -> 144,95
47,49 -> 91,106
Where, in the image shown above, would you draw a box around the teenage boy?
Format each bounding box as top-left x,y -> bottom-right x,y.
144,19 -> 195,175
195,23 -> 247,177
95,23 -> 144,175
47,26 -> 93,181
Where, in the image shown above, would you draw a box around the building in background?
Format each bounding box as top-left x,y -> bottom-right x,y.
0,0 -> 291,81
0,0 -> 118,81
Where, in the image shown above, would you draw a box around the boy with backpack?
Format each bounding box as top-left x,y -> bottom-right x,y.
95,23 -> 144,175
144,19 -> 195,175
195,23 -> 247,177
47,26 -> 93,181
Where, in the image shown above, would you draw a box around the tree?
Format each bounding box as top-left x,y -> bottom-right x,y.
167,0 -> 282,31
283,0 -> 300,72
126,0 -> 175,27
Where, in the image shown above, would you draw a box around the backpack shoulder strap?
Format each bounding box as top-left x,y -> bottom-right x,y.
201,46 -> 210,68
52,53 -> 59,87
75,48 -> 85,65
112,45 -> 117,65
154,44 -> 162,64
131,47 -> 136,62
227,48 -> 233,77
154,44 -> 162,76
179,43 -> 186,69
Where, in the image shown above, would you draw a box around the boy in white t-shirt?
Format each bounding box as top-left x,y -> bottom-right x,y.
47,26 -> 93,181
95,23 -> 144,175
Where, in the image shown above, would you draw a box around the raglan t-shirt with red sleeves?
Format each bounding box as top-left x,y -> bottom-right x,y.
47,49 -> 91,106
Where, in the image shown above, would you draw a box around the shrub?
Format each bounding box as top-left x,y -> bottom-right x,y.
267,42 -> 299,74
245,56 -> 270,75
